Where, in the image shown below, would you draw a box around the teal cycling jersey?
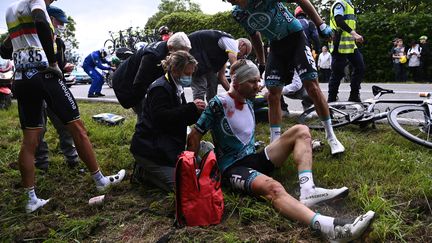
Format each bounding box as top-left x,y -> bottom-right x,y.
232,0 -> 303,41
194,93 -> 256,172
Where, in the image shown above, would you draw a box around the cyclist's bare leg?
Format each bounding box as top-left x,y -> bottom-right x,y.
19,128 -> 43,188
66,119 -> 99,173
303,79 -> 345,154
265,124 -> 312,171
251,174 -> 315,224
267,86 -> 283,142
303,79 -> 329,118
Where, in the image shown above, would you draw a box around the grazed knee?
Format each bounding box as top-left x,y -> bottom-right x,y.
263,179 -> 287,201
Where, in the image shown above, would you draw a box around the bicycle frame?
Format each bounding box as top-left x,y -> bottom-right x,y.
355,86 -> 428,124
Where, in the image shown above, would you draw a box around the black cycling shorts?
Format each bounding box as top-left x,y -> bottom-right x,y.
222,149 -> 275,194
265,31 -> 318,87
14,72 -> 80,129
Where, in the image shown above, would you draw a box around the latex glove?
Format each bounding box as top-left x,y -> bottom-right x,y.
44,63 -> 63,79
318,23 -> 333,39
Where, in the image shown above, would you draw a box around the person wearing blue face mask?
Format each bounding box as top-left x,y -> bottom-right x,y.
130,50 -> 206,191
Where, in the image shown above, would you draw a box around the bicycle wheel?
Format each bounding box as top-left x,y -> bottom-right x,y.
104,39 -> 116,55
298,102 -> 365,129
387,105 -> 432,148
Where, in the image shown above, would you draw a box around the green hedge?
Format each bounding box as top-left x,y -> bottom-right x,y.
157,11 -> 247,38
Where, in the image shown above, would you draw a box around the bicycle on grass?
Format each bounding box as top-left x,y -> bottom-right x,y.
298,85 -> 432,148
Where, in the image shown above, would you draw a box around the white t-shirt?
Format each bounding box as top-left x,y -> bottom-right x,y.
318,52 -> 332,69
6,0 -> 53,74
218,37 -> 239,56
408,45 -> 422,67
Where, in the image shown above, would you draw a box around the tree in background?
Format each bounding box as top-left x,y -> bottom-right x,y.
62,16 -> 80,64
145,0 -> 202,33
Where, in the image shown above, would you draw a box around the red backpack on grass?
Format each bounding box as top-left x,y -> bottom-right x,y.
175,150 -> 224,227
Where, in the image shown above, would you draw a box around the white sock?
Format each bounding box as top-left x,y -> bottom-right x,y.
92,170 -> 108,187
270,125 -> 281,142
299,170 -> 315,197
26,187 -> 38,203
311,213 -> 335,235
321,118 -> 335,140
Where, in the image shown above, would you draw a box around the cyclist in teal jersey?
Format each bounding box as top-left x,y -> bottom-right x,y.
225,0 -> 345,155
187,59 -> 375,242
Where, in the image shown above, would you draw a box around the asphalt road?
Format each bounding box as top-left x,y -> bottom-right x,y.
69,82 -> 432,114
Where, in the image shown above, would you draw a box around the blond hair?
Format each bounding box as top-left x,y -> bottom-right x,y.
161,50 -> 198,73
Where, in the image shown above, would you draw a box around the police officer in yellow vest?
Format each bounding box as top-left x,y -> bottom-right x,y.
327,0 -> 365,102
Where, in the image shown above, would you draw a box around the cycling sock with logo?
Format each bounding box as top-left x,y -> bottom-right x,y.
26,187 -> 38,203
311,213 -> 334,235
92,170 -> 108,187
321,117 -> 335,140
270,125 -> 281,142
299,170 -> 315,197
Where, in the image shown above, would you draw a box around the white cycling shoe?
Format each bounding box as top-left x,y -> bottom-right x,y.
328,138 -> 345,155
300,186 -> 349,207
326,211 -> 376,243
26,198 -> 50,213
96,169 -> 126,191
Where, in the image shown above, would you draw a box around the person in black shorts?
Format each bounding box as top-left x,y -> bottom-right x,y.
2,0 -> 125,213
225,0 -> 344,155
187,59 -> 375,242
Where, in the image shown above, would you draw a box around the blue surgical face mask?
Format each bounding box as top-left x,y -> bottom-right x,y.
178,75 -> 192,87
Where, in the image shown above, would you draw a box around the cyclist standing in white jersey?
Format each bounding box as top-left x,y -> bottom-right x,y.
224,0 -> 344,155
2,0 -> 125,213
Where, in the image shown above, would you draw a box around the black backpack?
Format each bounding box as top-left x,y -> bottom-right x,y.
112,41 -> 167,109
112,48 -> 146,109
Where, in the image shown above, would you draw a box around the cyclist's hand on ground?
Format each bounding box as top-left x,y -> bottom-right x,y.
318,23 -> 333,40
350,31 -> 364,43
193,99 -> 206,112
44,63 -> 63,79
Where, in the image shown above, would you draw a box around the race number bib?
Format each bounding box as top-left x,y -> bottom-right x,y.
13,47 -> 49,72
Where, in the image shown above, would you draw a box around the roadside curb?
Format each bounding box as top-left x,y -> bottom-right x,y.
74,97 -> 120,104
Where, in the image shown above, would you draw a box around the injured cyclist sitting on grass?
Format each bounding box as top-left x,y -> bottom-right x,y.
187,59 -> 375,242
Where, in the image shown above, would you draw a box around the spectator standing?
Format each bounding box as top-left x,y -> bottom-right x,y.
392,38 -> 407,82
419,35 -> 431,82
317,46 -> 332,83
407,40 -> 422,82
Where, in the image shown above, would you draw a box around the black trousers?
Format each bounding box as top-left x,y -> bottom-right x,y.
328,49 -> 365,100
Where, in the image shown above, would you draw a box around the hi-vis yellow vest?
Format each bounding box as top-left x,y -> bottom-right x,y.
329,0 -> 357,54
